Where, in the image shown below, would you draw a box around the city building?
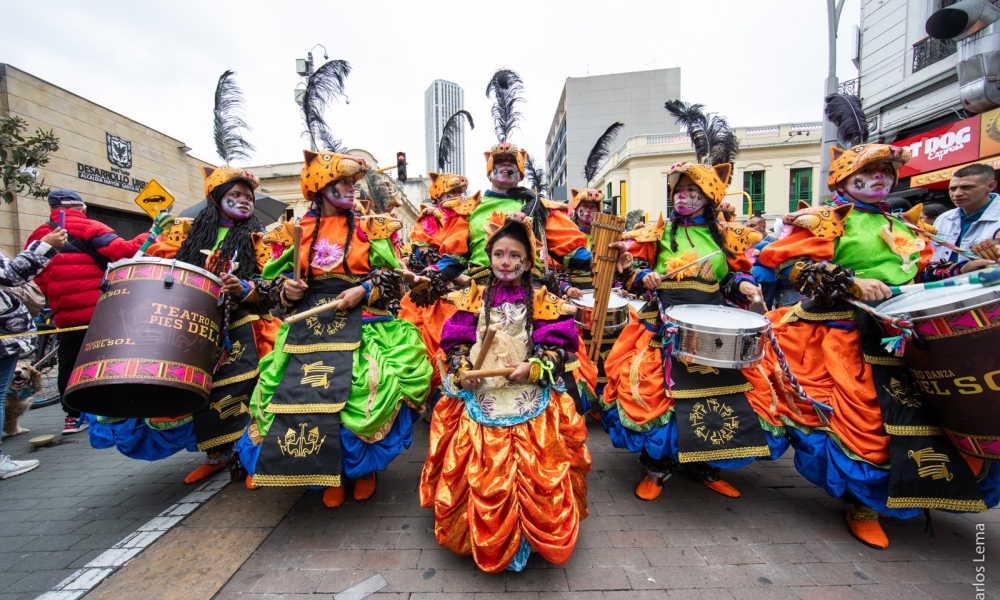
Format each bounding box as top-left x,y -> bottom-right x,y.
589,122 -> 823,227
424,80 -> 465,176
544,69 -> 682,200
855,0 -> 1000,206
0,64 -> 208,256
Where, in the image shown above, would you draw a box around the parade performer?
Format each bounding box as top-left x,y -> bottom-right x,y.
601,101 -> 788,501
397,109 -> 476,402
755,93 -> 1000,549
85,71 -> 280,484
419,213 -> 591,572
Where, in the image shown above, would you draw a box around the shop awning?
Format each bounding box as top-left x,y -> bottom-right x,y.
911,155 -> 1000,188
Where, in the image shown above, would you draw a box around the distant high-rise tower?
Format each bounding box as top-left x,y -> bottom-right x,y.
424,80 -> 465,176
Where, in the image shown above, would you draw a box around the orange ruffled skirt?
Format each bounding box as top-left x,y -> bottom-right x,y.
419,389 -> 591,572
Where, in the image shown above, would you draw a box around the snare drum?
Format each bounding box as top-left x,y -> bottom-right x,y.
573,291 -> 630,332
63,257 -> 223,418
664,304 -> 770,369
879,283 -> 1000,461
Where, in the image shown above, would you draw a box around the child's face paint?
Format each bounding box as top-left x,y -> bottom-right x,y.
490,237 -> 528,283
219,182 -> 255,221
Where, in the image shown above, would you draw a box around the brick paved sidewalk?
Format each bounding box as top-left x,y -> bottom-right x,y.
214,419 -> 1000,600
0,404 -> 203,600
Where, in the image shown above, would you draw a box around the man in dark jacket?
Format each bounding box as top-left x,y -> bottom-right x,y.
25,189 -> 148,434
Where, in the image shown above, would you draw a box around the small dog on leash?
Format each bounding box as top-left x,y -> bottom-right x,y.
3,362 -> 42,437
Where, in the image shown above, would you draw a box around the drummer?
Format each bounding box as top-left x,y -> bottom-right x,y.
83,71 -> 281,484
756,113 -> 999,549
601,101 -> 788,502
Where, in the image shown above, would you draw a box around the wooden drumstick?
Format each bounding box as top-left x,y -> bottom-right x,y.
472,324 -> 500,371
460,367 -> 516,381
292,224 -> 302,283
283,298 -> 343,325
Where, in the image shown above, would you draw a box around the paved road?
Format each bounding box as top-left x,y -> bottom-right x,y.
1,406 -> 998,600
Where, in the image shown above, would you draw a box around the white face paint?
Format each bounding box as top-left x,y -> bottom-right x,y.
838,161 -> 894,204
490,160 -> 522,191
576,201 -> 597,227
219,182 -> 255,221
672,177 -> 707,216
490,236 -> 528,284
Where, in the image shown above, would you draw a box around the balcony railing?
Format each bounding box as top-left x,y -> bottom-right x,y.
912,37 -> 957,73
838,77 -> 860,96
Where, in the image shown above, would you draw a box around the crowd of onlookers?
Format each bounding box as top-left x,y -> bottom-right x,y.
0,189 -> 146,480
1,164 -> 997,480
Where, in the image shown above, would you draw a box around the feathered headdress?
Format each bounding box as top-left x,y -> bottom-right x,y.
301,60 -> 351,153
664,100 -> 739,170
202,70 -> 259,198
525,155 -> 547,196
437,110 -> 474,171
583,122 -> 623,183
824,93 -> 869,147
486,69 -> 525,142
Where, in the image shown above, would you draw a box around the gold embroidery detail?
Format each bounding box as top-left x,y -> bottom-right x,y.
210,394 -> 249,419
252,474 -> 342,487
689,398 -> 739,446
305,300 -> 347,336
564,359 -> 581,372
196,430 -> 245,452
314,272 -> 360,283
230,314 -> 260,329
300,361 -> 335,388
362,353 -> 379,420
283,341 -> 361,354
352,402 -> 403,443
629,346 -> 653,412
864,354 -> 905,366
222,340 -> 246,366
265,402 -> 346,414
791,304 -> 855,322
885,497 -> 988,512
678,446 -> 771,462
363,306 -> 392,316
884,377 -> 920,408
655,280 -> 719,293
884,424 -> 944,436
685,364 -> 720,375
908,448 -> 953,481
213,368 -> 259,389
669,383 -> 753,399
278,423 -> 326,457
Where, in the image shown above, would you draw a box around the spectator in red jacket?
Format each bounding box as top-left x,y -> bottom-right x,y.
26,189 -> 148,434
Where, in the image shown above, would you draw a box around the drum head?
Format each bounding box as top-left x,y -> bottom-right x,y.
575,291 -> 629,309
666,304 -> 769,332
879,283 -> 1000,320
109,256 -> 222,285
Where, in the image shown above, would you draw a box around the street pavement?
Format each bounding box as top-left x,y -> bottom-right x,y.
1,404 -> 998,600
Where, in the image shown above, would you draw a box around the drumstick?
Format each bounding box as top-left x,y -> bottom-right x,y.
460,367 -> 516,381
889,267 -> 1000,295
472,324 -> 500,371
292,224 -> 302,283
663,251 -> 721,279
283,298 -> 344,325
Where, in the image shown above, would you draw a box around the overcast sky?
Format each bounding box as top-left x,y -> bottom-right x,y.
5,0 -> 860,192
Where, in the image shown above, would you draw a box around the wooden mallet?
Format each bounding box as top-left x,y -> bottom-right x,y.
460,325 -> 501,381
292,224 -> 302,283
283,298 -> 343,325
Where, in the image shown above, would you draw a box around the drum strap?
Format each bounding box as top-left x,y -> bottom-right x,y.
858,310 -> 987,512
47,220 -> 109,271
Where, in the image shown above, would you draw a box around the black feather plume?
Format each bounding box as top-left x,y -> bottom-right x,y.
485,69 -> 525,142
824,93 -> 869,147
437,110 -> 474,171
213,70 -> 255,164
301,60 -> 351,152
583,122 -> 623,182
663,100 -> 740,169
525,155 -> 547,196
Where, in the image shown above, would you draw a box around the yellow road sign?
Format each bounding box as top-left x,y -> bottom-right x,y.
134,179 -> 175,218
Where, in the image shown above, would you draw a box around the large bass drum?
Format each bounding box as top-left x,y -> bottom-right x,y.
879,282 -> 1000,461
63,257 -> 223,418
664,304 -> 770,370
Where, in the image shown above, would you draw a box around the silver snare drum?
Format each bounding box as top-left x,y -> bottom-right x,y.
573,291 -> 630,332
664,304 -> 770,369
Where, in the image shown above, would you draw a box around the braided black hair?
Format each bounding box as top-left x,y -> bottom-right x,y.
482,223 -> 536,354
176,180 -> 263,279
667,203 -> 734,259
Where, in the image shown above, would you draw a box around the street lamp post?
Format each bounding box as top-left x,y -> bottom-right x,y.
295,44 -> 329,152
819,0 -> 847,204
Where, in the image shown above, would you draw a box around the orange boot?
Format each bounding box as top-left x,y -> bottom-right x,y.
245,475 -> 259,490
687,463 -> 741,498
184,458 -> 231,484
323,486 -> 346,508
635,473 -> 667,501
846,504 -> 888,549
354,473 -> 377,501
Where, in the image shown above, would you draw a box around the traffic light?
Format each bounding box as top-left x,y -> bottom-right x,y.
926,0 -> 1000,40
396,152 -> 407,183
602,195 -> 614,214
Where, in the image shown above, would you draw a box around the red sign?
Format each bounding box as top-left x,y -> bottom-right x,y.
897,115 -> 982,177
